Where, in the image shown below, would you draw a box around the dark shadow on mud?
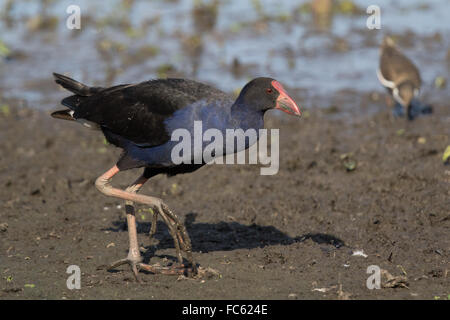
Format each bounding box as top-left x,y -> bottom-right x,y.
103,213 -> 345,255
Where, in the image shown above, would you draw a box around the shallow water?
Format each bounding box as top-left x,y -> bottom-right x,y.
0,0 -> 448,110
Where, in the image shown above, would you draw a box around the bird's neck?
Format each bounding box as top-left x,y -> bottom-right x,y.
230,101 -> 265,131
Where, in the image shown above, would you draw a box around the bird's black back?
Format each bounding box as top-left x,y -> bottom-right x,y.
63,78 -> 230,147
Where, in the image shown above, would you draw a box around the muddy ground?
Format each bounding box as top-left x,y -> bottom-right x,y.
0,93 -> 448,300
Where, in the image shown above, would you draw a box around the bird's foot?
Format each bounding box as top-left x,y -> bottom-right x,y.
104,257 -> 195,282
407,99 -> 433,120
138,262 -> 195,276
148,202 -> 198,276
104,255 -> 143,282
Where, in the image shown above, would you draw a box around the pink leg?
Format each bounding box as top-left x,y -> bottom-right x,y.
95,166 -> 196,280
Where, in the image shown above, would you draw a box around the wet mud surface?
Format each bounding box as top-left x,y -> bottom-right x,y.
0,98 -> 448,299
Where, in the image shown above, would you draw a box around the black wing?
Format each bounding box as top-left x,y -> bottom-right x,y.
58,77 -> 229,148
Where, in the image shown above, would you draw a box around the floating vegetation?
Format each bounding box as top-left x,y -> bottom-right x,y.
125,26 -> 144,39
0,41 -> 11,58
0,0 -> 14,26
229,57 -> 257,79
95,0 -> 133,31
297,0 -> 362,19
181,35 -> 203,56
123,45 -> 160,67
26,15 -> 59,32
275,12 -> 292,23
434,76 -> 447,89
311,0 -> 333,31
179,33 -> 204,76
229,22 -> 243,33
97,39 -> 126,55
136,45 -> 159,57
156,64 -> 176,78
297,2 -> 312,14
192,0 -> 219,31
332,37 -> 350,52
334,0 -> 363,15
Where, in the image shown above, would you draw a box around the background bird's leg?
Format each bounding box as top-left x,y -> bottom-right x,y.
393,102 -> 405,117
95,165 -> 196,277
385,94 -> 394,108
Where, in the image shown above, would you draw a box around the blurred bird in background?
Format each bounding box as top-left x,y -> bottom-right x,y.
377,36 -> 433,120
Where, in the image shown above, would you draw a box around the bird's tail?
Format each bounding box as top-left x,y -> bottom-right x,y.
53,73 -> 97,96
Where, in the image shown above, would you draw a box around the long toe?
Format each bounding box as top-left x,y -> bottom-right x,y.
103,258 -> 143,282
138,262 -> 195,276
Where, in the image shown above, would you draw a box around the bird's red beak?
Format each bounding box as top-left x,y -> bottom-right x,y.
272,80 -> 301,117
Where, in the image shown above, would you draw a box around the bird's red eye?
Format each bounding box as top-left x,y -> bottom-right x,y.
266,88 -> 273,94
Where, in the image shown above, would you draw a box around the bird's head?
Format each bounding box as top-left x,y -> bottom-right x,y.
382,36 -> 396,48
235,77 -> 301,117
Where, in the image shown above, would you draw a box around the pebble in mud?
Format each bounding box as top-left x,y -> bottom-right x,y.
0,223 -> 8,232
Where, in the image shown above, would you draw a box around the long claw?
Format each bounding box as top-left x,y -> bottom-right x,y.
131,264 -> 141,282
138,263 -> 194,276
108,258 -> 129,270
